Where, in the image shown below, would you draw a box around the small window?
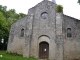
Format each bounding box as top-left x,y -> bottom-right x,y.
67,28 -> 72,37
20,29 -> 24,37
41,12 -> 48,19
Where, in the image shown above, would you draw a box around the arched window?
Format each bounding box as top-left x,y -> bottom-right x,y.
67,28 -> 72,37
20,29 -> 24,37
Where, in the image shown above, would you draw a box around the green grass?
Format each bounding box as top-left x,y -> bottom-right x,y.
0,50 -> 37,60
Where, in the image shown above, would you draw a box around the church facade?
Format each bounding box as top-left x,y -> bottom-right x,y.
7,0 -> 80,60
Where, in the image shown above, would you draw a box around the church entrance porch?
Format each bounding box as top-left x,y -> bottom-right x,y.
39,42 -> 49,59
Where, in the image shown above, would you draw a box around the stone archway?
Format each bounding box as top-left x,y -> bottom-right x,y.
38,35 -> 50,59
39,42 -> 49,59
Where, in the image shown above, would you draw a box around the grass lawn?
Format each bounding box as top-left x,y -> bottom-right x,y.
0,50 -> 37,60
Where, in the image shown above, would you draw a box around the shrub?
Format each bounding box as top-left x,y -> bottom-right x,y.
6,51 -> 11,54
56,5 -> 63,12
6,51 -> 22,56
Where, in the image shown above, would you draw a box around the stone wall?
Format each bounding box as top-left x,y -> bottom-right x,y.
56,12 -> 63,60
29,0 -> 57,60
7,0 -> 80,60
7,15 -> 31,54
63,15 -> 80,60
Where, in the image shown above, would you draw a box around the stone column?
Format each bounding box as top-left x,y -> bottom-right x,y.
23,14 -> 33,57
56,12 -> 63,60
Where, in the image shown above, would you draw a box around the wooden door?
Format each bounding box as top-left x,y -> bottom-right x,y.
39,42 -> 49,59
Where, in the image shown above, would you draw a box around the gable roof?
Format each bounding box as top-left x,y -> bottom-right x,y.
64,14 -> 80,21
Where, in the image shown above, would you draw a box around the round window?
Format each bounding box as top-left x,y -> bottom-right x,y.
41,12 -> 48,19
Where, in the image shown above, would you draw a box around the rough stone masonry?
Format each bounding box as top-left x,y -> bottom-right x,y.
7,0 -> 80,60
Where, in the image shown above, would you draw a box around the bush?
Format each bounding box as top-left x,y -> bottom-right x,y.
56,5 -> 63,12
6,51 -> 22,56
6,51 -> 11,54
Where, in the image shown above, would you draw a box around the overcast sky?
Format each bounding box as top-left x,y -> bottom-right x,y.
0,0 -> 80,19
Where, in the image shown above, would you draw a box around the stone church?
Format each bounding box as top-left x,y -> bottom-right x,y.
7,0 -> 80,60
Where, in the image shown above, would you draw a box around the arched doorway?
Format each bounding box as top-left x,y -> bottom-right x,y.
39,42 -> 49,59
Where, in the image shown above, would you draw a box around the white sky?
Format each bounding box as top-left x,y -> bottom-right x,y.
0,0 -> 80,19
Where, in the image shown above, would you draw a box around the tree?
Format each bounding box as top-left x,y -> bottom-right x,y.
0,11 -> 8,50
18,13 -> 26,18
0,12 -> 7,37
0,5 -> 26,50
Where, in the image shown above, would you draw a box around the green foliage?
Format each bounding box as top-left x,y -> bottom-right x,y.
56,5 -> 63,12
18,13 -> 26,18
0,50 -> 37,60
0,12 -> 7,38
0,5 -> 26,50
6,51 -> 10,54
6,51 -> 22,56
